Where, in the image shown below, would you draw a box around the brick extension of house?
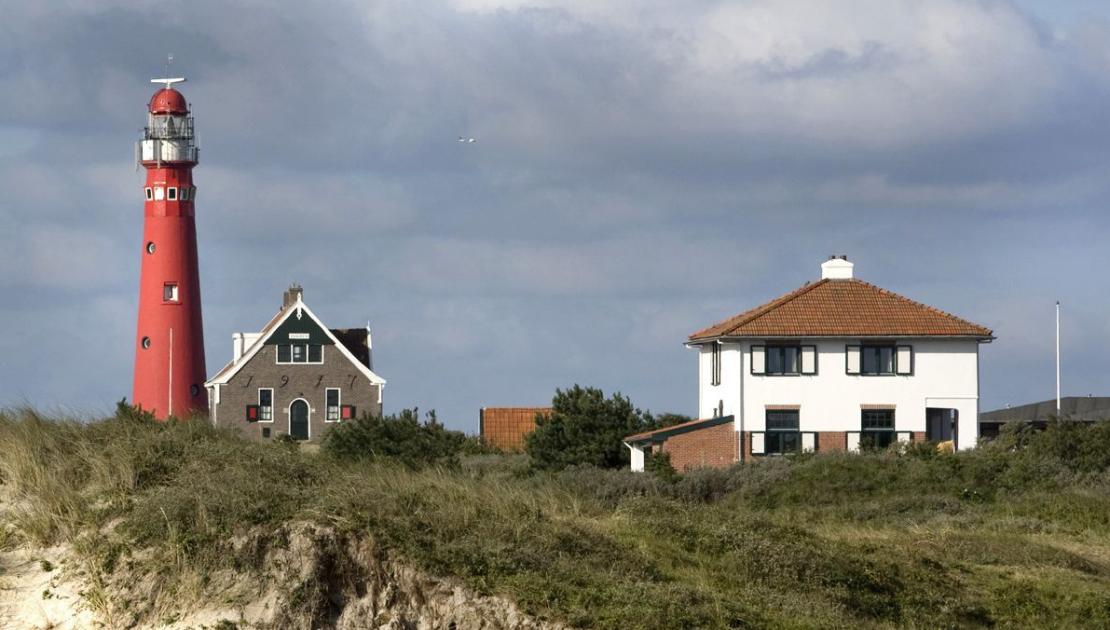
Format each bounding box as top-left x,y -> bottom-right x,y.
624,256 -> 994,472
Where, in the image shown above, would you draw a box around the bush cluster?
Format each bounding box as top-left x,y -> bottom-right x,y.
320,408 -> 488,467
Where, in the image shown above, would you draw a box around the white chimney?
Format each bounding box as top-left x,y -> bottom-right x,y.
821,255 -> 853,280
232,333 -> 245,362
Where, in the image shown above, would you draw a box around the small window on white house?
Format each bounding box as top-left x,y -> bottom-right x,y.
145,187 -> 153,200
710,344 -> 721,386
326,388 -> 340,421
167,187 -> 177,200
163,283 -> 179,303
154,187 -> 165,200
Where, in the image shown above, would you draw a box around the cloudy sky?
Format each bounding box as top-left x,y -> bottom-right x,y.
2,0 -> 1109,430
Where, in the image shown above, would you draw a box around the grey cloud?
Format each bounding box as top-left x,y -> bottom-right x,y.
1,0 -> 1108,427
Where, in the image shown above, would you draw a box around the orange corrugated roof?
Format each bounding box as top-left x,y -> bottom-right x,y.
480,407 -> 552,452
689,278 -> 992,341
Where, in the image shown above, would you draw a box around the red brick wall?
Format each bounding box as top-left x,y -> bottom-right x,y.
661,422 -> 739,471
818,431 -> 848,452
480,407 -> 551,452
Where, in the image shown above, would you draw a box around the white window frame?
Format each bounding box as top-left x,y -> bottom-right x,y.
154,186 -> 165,200
275,343 -> 325,365
167,187 -> 177,200
145,187 -> 153,200
163,282 -> 179,303
325,388 -> 341,422
258,388 -> 274,423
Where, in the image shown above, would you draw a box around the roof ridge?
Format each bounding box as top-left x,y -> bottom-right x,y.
689,279 -> 828,340
850,279 -> 992,335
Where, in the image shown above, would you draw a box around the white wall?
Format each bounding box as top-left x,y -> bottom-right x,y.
695,338 -> 982,449
628,444 -> 645,472
697,343 -> 743,419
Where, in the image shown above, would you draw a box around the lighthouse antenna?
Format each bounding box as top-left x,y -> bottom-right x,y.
151,77 -> 186,89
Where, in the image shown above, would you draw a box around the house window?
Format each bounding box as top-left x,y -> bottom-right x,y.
861,409 -> 896,450
710,345 -> 721,386
326,388 -> 340,421
766,346 -> 801,375
163,283 -> 179,303
259,388 -> 273,422
861,345 -> 896,375
167,187 -> 177,200
765,410 -> 801,455
262,427 -> 271,439
276,343 -> 323,364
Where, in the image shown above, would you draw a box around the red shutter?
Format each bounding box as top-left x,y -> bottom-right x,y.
341,405 -> 356,420
246,405 -> 260,422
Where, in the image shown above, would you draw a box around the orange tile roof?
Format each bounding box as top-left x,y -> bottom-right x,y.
689,278 -> 992,341
479,407 -> 552,452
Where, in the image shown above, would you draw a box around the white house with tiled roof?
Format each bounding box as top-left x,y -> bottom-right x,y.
625,257 -> 993,471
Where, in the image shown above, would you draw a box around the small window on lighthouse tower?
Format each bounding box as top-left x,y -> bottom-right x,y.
154,187 -> 165,201
179,188 -> 189,201
163,283 -> 179,303
167,187 -> 177,200
145,187 -> 153,200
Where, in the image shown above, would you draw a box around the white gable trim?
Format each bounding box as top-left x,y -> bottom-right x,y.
205,296 -> 386,387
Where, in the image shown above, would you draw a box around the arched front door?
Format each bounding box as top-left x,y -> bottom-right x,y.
290,399 -> 309,441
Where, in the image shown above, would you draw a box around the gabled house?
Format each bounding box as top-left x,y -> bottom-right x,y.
205,285 -> 385,442
625,257 -> 994,471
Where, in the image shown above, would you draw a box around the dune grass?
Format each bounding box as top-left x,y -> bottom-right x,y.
0,407 -> 1109,628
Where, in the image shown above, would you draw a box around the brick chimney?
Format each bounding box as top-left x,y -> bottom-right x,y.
821,255 -> 853,280
283,283 -> 303,308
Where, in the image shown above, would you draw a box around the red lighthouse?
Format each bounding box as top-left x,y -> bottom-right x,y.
132,77 -> 207,419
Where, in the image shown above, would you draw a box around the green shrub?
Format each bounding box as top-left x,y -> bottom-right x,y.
526,385 -> 654,470
320,408 -> 470,468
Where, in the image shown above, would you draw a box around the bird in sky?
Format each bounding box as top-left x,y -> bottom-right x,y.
458,136 -> 477,143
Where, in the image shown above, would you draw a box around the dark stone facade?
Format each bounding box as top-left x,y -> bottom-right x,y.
210,339 -> 382,443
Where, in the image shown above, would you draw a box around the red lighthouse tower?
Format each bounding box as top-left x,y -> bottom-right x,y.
132,77 -> 207,419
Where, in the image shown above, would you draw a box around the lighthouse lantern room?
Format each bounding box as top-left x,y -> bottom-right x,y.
132,77 -> 207,419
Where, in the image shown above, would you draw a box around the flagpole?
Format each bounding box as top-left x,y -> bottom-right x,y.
1056,301 -> 1061,417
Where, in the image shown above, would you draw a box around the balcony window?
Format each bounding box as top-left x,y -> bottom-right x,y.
765,409 -> 801,455
861,409 -> 896,449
